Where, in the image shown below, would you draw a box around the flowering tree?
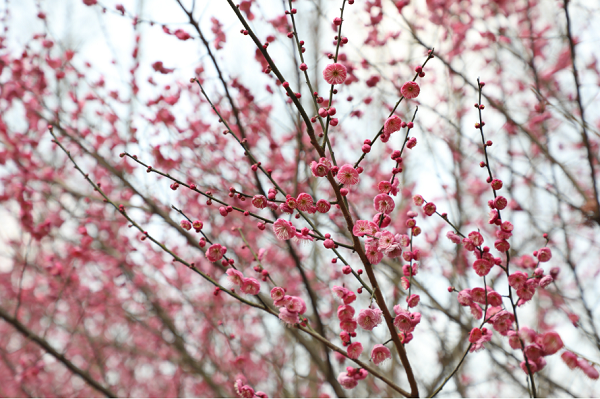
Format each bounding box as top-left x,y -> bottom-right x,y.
1,0 -> 599,397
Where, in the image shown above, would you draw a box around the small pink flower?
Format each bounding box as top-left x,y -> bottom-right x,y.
468,231 -> 484,246
332,286 -> 357,305
239,385 -> 255,398
273,219 -> 296,240
508,271 -> 528,290
347,342 -> 363,359
539,275 -> 553,288
296,193 -> 313,211
323,63 -> 347,85
352,220 -> 379,237
524,344 -> 542,361
316,199 -> 331,213
374,193 -> 395,214
469,328 -> 482,343
373,212 -> 391,228
401,81 -> 420,99
180,220 -> 192,230
495,239 -> 510,252
193,220 -> 203,230
447,231 -> 462,244
378,181 -> 392,193
310,161 -> 329,177
457,289 -> 473,306
471,287 -> 487,304
279,307 -> 299,325
423,202 -> 436,216
357,308 -> 383,330
491,311 -> 513,334
508,331 -> 521,349
393,311 -> 413,332
206,243 -> 226,262
285,196 -> 297,209
487,291 -> 503,307
323,239 -> 335,249
340,319 -> 358,333
377,230 -> 395,251
337,305 -> 355,321
494,196 -> 508,210
413,194 -> 424,206
241,277 -> 260,295
384,115 -> 402,135
365,244 -> 383,265
371,344 -> 391,365
270,287 -> 285,301
578,360 -> 600,380
252,195 -> 267,209
226,268 -> 245,286
537,247 -> 552,262
561,351 -> 578,369
470,303 -> 483,319
540,331 -> 563,355
406,294 -> 420,308
491,178 -> 503,190
473,259 -> 492,276
337,372 -> 358,389
400,277 -> 410,290
286,296 -> 306,314
520,360 -> 538,374
336,164 -> 360,186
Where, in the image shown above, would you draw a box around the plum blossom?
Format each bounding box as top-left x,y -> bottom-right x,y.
316,199 -> 331,213
469,327 -> 493,352
332,286 -> 357,305
365,243 -> 384,265
336,164 -> 360,186
270,287 -> 285,302
383,115 -> 402,135
371,344 -> 391,365
373,194 -> 395,214
508,271 -> 528,290
540,331 -> 563,355
337,372 -> 358,390
537,247 -> 552,262
273,219 -> 296,240
278,307 -> 299,325
241,277 -> 260,295
295,193 -> 313,211
206,243 -> 227,262
323,63 -> 347,85
337,305 -> 355,321
401,81 -> 420,99
346,342 -> 363,359
252,195 -> 267,209
473,259 -> 492,276
226,268 -> 244,286
357,308 -> 383,330
310,160 -> 329,177
286,296 -> 306,314
352,220 -> 379,237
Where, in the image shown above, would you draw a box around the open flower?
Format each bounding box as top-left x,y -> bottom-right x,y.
273,219 -> 296,240
374,194 -> 395,214
384,115 -> 402,135
323,63 -> 347,85
336,164 -> 360,186
401,81 -> 420,99
371,344 -> 391,365
357,308 -> 383,330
